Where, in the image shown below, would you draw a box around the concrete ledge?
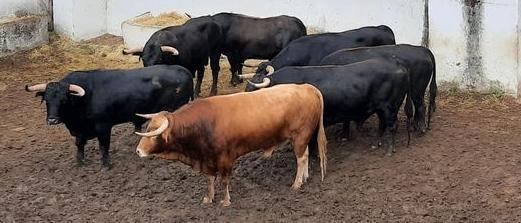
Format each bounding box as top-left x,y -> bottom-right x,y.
0,15 -> 49,57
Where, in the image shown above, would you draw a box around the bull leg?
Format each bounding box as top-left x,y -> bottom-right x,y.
234,61 -> 244,85
209,54 -> 221,96
372,111 -> 386,149
342,121 -> 351,141
220,172 -> 232,207
384,110 -> 399,156
292,145 -> 308,190
303,146 -> 310,183
412,94 -> 427,135
202,175 -> 217,204
95,124 -> 112,169
194,67 -> 205,98
75,136 -> 87,166
228,57 -> 242,86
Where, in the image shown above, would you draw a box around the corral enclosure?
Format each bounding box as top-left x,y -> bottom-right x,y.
50,0 -> 521,96
2,0 -> 521,222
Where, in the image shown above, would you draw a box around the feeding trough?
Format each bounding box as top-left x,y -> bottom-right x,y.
0,15 -> 48,57
121,11 -> 189,49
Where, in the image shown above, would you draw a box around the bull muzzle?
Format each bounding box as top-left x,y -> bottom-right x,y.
47,118 -> 61,125
136,148 -> 148,157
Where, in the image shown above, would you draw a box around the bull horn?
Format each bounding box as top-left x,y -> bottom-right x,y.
248,78 -> 271,89
69,84 -> 85,97
161,46 -> 179,55
136,112 -> 163,119
135,115 -> 169,137
25,83 -> 47,92
122,47 -> 143,55
266,65 -> 275,76
238,73 -> 256,79
241,63 -> 258,68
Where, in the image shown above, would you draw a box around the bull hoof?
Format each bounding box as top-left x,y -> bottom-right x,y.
101,162 -> 112,170
291,183 -> 302,190
75,160 -> 85,167
230,79 -> 243,86
220,199 -> 231,207
202,196 -> 213,204
386,152 -> 393,157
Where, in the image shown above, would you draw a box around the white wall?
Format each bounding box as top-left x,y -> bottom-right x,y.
54,0 -> 107,41
430,0 -> 519,95
106,0 -> 424,44
50,0 -> 521,96
0,0 -> 49,17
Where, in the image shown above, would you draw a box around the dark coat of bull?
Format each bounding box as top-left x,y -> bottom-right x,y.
25,65 -> 193,168
251,25 -> 396,76
246,59 -> 411,155
320,44 -> 437,134
211,13 -> 306,85
123,16 -> 222,97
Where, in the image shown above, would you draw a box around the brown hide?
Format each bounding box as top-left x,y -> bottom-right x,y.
137,84 -> 324,176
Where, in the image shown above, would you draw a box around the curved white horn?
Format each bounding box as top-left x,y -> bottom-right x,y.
135,115 -> 169,137
248,78 -> 271,89
241,63 -> 258,68
122,47 -> 143,55
25,83 -> 47,92
161,46 -> 179,55
136,112 -> 163,119
69,84 -> 85,97
238,73 -> 256,79
266,65 -> 275,76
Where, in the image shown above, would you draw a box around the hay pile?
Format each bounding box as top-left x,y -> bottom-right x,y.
133,12 -> 190,27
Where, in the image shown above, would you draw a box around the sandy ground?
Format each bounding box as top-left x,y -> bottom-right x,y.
1,35 -> 521,222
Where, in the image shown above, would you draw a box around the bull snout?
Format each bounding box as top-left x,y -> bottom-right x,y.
136,148 -> 148,158
47,118 -> 61,125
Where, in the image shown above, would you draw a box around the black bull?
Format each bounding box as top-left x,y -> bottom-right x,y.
123,16 -> 222,98
246,59 -> 412,156
211,12 -> 307,86
320,44 -> 437,134
25,65 -> 193,168
250,25 -> 396,77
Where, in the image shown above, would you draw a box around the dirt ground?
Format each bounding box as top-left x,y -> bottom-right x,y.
1,35 -> 521,222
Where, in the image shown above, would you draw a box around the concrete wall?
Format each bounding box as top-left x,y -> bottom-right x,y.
430,0 -> 519,95
0,0 -> 49,17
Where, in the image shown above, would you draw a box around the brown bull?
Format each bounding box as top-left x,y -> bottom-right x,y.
135,84 -> 327,206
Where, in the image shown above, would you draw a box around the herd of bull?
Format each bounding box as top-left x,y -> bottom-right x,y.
24,13 -> 436,206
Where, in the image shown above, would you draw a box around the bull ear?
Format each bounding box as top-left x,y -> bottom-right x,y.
35,92 -> 44,97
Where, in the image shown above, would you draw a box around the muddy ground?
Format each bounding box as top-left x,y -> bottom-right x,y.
1,35 -> 521,222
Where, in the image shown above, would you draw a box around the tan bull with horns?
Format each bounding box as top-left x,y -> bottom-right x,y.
135,84 -> 327,207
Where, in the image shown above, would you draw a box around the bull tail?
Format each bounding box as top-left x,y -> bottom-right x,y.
405,86 -> 413,147
427,50 -> 437,129
316,90 -> 327,181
